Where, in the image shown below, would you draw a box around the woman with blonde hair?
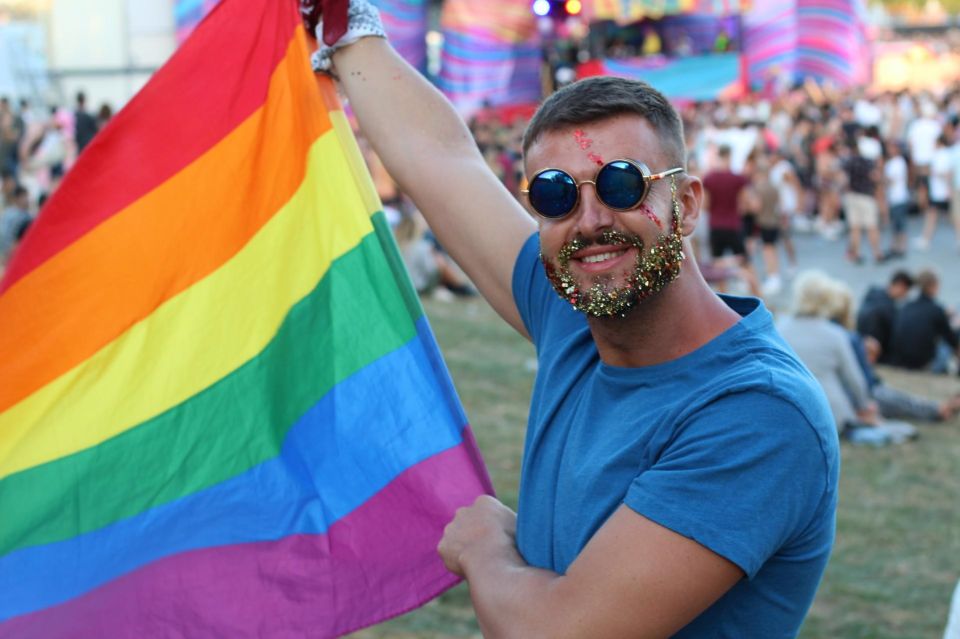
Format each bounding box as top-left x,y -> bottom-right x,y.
777,271 -> 876,434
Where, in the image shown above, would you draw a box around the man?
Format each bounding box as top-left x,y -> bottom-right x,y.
313,2 -> 838,635
0,96 -> 23,175
856,270 -> 914,364
841,136 -> 883,264
701,145 -> 750,266
73,91 -> 99,154
0,183 -> 31,266
889,269 -> 959,373
906,102 -> 942,252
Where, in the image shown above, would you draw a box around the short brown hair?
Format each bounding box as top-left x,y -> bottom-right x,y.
916,269 -> 939,296
522,76 -> 686,167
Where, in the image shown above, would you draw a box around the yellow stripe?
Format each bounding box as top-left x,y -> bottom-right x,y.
0,130 -> 378,479
329,109 -> 383,217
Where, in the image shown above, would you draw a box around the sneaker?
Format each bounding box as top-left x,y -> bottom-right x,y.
877,420 -> 919,444
913,236 -> 930,251
843,422 -> 892,447
761,274 -> 783,297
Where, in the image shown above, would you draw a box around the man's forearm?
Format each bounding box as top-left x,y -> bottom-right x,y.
332,38 -> 483,201
461,546 -> 572,639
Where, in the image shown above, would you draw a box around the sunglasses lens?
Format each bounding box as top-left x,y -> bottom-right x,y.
596,160 -> 646,210
528,170 -> 578,218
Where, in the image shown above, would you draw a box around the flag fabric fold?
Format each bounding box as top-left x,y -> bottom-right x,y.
0,0 -> 492,636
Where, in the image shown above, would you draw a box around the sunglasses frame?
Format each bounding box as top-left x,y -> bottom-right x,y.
521,159 -> 685,220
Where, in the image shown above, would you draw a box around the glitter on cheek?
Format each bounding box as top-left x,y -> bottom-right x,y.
638,202 -> 664,230
587,152 -> 604,166
540,177 -> 686,318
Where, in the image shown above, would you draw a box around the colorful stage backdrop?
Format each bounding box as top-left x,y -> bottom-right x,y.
0,0 -> 492,636
578,52 -> 745,102
745,0 -> 870,90
438,0 -> 543,116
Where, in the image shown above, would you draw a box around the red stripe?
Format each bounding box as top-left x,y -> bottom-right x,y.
0,0 -> 299,292
0,435 -> 491,639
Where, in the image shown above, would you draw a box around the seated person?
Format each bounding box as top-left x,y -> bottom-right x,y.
889,269 -> 959,373
828,279 -> 959,423
856,270 -> 913,364
777,271 -> 876,433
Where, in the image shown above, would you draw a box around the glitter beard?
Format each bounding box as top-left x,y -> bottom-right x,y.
541,177 -> 685,318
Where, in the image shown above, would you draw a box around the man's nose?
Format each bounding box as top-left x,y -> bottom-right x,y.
573,183 -> 616,236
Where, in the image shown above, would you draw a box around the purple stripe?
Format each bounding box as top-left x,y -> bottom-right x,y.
0,436 -> 490,639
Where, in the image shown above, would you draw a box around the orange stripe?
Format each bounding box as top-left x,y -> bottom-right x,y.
0,31 -> 331,413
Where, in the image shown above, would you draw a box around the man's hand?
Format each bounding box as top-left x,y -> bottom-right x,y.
438,495 -> 518,577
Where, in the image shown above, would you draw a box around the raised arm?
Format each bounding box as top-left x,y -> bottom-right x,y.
331,36 -> 536,336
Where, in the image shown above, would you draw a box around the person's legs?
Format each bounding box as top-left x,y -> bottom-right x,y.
863,197 -> 882,261
920,204 -> 940,247
872,384 -> 943,422
888,202 -> 908,256
929,342 -> 953,374
779,213 -> 797,272
844,193 -> 865,262
759,227 -> 781,296
952,190 -> 960,252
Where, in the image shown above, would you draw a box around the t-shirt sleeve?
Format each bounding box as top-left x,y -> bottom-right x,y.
512,231 -> 555,346
624,391 -> 833,579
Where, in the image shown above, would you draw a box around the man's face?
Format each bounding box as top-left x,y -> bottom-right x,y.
525,115 -> 684,318
890,282 -> 909,300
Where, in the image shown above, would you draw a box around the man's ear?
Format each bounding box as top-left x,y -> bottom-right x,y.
678,175 -> 703,237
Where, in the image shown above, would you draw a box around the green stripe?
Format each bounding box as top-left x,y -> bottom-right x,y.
0,219 -> 421,557
371,211 -> 425,322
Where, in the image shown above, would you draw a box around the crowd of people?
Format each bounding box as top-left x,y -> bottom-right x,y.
0,91 -> 111,266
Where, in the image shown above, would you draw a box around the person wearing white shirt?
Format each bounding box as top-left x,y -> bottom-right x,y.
883,140 -> 910,257
906,103 -> 942,233
950,139 -> 960,253
919,135 -> 954,250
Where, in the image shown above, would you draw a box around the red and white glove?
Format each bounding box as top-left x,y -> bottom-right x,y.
301,0 -> 386,74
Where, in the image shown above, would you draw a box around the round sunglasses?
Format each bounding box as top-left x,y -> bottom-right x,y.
521,159 -> 684,219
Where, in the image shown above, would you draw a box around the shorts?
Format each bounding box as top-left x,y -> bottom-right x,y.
741,213 -> 757,238
889,202 -> 909,234
710,228 -> 746,258
931,199 -> 950,213
843,192 -> 879,228
912,170 -> 930,194
760,226 -> 780,245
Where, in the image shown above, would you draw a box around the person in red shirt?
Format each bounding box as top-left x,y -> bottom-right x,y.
702,145 -> 750,267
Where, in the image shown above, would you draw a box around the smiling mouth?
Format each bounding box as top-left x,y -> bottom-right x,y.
577,249 -> 628,264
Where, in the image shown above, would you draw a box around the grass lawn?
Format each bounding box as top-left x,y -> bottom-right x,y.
349,296 -> 960,639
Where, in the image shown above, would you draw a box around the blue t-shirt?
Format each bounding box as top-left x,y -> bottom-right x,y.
512,234 -> 839,637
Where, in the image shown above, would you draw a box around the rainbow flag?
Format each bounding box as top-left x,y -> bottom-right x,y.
175,0 -> 222,43
0,0 -> 492,636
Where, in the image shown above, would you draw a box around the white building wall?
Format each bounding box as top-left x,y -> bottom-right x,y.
47,0 -> 175,110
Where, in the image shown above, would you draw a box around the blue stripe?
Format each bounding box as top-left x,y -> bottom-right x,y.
0,316 -> 467,621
